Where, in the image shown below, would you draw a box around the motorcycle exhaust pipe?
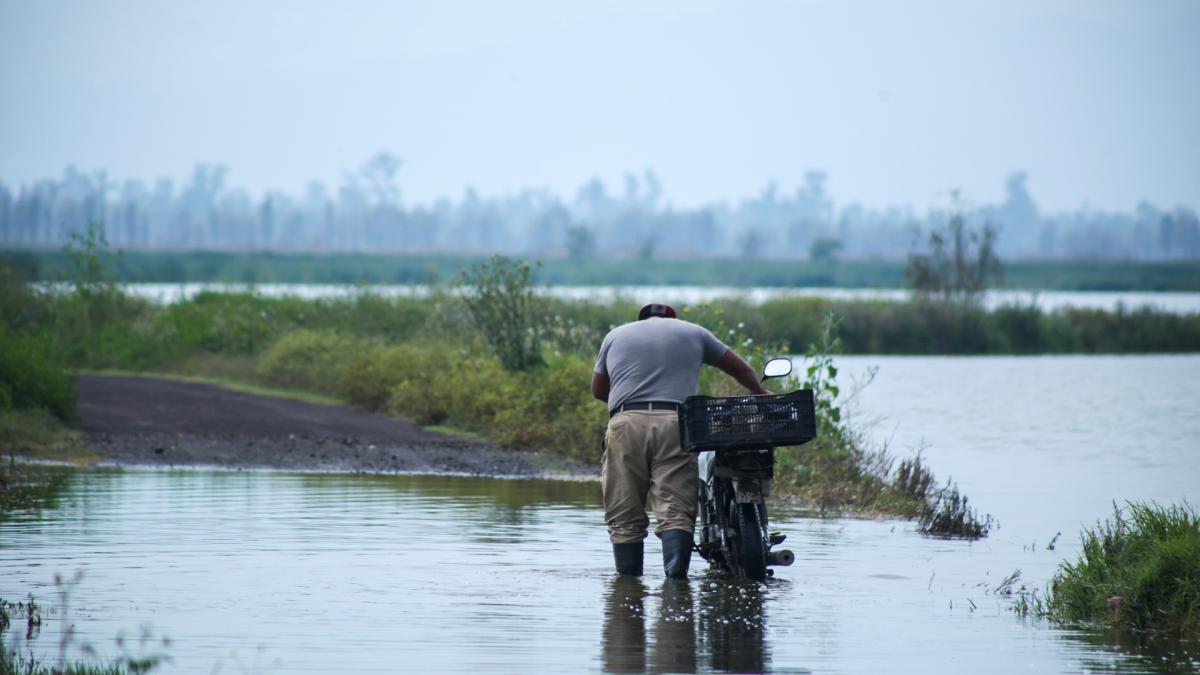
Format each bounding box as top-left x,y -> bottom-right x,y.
767,549 -> 795,567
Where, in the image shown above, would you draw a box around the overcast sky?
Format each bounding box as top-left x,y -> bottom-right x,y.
2,0 -> 1197,212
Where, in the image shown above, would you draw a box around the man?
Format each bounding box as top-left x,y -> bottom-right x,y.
592,303 -> 771,579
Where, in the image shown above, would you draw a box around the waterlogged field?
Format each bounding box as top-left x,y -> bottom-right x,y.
2,356 -> 1198,673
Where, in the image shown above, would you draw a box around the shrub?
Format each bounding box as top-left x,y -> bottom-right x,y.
256,330 -> 363,394
457,256 -> 544,371
488,354 -> 608,463
1045,501 -> 1199,637
383,342 -> 473,426
0,327 -> 76,422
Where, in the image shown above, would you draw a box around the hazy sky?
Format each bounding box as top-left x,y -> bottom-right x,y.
2,0 -> 1197,212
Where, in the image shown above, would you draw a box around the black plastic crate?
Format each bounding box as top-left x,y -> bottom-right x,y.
678,389 -> 816,452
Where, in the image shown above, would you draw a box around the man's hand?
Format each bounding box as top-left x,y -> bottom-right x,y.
715,350 -> 773,395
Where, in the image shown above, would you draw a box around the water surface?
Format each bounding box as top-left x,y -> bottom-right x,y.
113,282 -> 1200,314
2,356 -> 1198,673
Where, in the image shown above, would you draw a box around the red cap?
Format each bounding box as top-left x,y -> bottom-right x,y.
638,303 -> 677,320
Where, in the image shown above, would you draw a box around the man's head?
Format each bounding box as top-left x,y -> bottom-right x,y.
637,303 -> 677,321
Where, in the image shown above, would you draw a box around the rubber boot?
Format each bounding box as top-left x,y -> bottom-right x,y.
613,541 -> 644,576
660,529 -> 694,579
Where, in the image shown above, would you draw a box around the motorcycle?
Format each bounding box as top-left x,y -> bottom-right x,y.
680,358 -> 816,581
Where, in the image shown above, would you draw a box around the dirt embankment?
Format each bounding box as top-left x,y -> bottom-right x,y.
75,374 -> 594,477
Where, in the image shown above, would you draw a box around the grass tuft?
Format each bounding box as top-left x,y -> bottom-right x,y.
918,480 -> 994,539
1044,501 -> 1200,637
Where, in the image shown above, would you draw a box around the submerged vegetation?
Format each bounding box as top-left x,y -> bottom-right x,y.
1016,502 -> 1200,638
1,572 -> 170,675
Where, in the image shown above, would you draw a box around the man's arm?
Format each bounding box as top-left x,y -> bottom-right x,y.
591,371 -> 610,402
715,350 -> 772,395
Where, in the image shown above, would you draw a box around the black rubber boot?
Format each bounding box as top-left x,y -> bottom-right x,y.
613,541 -> 644,576
660,529 -> 694,579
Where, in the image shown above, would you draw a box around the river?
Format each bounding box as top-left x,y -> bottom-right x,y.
110,282 -> 1200,314
2,355 -> 1198,673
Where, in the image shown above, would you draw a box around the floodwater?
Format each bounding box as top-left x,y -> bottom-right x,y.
113,282 -> 1200,314
3,356 -> 1199,674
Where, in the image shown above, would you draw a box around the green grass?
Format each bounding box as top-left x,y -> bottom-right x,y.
0,409 -> 85,459
1020,502 -> 1200,638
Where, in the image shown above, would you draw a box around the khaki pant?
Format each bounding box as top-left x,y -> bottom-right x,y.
602,410 -> 699,544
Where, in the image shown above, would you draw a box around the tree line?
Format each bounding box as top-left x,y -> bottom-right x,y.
1,155 -> 1197,260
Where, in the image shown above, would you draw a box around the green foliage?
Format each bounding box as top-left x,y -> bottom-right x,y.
0,409 -> 81,459
256,330 -> 362,393
0,265 -> 51,336
259,331 -> 605,463
803,313 -> 843,431
752,296 -> 1200,354
457,256 -> 545,371
1045,501 -> 1199,637
64,221 -> 120,298
0,327 -> 76,422
906,200 -> 1002,302
487,353 -> 608,462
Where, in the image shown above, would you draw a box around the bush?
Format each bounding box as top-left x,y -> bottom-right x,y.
1045,501 -> 1199,637
457,256 -> 544,371
488,353 -> 608,463
383,342 -> 475,426
256,330 -> 363,394
0,327 -> 76,422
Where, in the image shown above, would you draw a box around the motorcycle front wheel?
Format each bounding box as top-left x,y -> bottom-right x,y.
736,502 -> 767,581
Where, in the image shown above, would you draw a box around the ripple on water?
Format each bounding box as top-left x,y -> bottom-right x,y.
3,467 -> 1196,674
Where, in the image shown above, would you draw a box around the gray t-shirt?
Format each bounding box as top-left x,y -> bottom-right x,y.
594,317 -> 730,412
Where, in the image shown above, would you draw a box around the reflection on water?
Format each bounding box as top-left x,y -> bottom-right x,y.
698,580 -> 772,674
602,577 -> 784,674
602,577 -> 648,673
1056,626 -> 1200,674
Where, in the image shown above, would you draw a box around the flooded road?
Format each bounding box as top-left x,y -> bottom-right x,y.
3,355 -> 1199,673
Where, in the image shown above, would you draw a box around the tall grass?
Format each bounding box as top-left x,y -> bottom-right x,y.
1043,502 -> 1199,637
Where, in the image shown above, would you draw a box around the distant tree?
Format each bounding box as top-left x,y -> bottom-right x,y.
808,237 -> 843,263
360,152 -> 403,205
906,196 -> 1002,303
637,234 -> 657,261
1000,172 -> 1037,232
738,228 -> 763,259
565,224 -> 596,260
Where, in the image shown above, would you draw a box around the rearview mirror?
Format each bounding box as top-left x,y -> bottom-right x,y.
762,357 -> 793,379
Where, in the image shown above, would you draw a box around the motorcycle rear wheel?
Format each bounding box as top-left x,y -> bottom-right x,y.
737,502 -> 767,581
